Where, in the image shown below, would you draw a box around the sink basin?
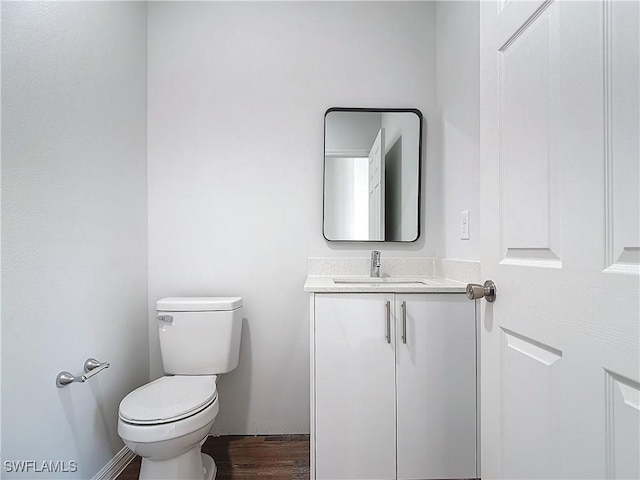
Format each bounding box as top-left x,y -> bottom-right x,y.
332,277 -> 436,286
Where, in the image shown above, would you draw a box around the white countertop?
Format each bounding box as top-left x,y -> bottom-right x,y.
304,275 -> 468,293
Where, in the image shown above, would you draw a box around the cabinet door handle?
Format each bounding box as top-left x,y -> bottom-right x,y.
385,301 -> 391,343
401,301 -> 407,344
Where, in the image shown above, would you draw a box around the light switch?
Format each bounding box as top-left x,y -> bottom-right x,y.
460,210 -> 470,240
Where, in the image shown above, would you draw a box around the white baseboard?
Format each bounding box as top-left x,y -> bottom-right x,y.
92,446 -> 137,480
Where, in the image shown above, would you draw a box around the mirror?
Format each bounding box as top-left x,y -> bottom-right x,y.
323,108 -> 422,242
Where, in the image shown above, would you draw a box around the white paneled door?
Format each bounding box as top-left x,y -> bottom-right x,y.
480,1 -> 639,479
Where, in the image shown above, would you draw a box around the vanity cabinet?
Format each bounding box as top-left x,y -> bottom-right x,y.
311,293 -> 477,480
314,294 -> 397,480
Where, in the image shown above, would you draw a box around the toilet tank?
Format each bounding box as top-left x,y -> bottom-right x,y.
157,297 -> 243,375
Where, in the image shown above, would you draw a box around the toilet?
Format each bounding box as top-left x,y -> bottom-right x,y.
118,297 -> 243,480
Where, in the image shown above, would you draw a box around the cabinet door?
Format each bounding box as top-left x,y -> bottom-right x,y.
396,294 -> 477,480
314,294 -> 396,480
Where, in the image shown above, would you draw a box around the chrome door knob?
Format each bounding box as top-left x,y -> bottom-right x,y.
466,280 -> 496,302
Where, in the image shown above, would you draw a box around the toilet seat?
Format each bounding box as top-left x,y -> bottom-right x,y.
118,396 -> 219,447
119,375 -> 217,425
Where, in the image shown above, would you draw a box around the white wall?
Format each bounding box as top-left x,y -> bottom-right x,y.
436,1 -> 481,260
1,2 -> 148,477
148,1 -> 438,434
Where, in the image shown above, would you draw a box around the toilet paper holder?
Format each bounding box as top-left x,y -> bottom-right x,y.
56,358 -> 110,388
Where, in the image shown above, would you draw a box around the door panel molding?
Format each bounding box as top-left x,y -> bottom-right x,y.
605,370 -> 640,479
603,0 -> 640,275
498,0 -> 555,53
500,327 -> 563,478
498,1 -> 562,268
501,327 -> 562,366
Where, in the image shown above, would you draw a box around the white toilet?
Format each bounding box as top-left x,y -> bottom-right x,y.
118,296 -> 243,480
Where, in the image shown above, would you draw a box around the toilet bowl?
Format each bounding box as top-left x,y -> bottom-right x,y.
118,375 -> 220,480
118,297 -> 243,480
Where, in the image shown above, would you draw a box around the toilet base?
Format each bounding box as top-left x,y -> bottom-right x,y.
202,453 -> 217,480
138,445 -> 217,480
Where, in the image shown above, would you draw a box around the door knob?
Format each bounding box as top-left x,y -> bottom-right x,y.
466,280 -> 496,302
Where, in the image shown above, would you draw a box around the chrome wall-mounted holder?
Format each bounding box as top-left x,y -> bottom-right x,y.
56,358 -> 111,388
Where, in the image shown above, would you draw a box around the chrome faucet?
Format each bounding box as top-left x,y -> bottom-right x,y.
370,250 -> 381,277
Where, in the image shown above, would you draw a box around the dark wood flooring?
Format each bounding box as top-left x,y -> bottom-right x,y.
117,435 -> 310,480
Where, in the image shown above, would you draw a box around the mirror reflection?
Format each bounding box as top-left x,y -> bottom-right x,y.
323,108 -> 422,242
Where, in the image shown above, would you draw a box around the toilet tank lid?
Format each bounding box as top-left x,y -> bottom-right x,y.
157,296 -> 242,312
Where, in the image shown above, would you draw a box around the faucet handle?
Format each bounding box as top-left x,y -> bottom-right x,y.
371,250 -> 381,264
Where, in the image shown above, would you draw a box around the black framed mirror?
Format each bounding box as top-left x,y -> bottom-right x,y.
323,108 -> 423,242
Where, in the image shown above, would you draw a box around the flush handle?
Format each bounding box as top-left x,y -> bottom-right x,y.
157,315 -> 173,323
466,280 -> 497,303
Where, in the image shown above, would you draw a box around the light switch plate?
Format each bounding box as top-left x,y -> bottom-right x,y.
460,210 -> 470,240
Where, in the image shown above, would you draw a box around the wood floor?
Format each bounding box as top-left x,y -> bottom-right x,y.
117,435 -> 310,480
